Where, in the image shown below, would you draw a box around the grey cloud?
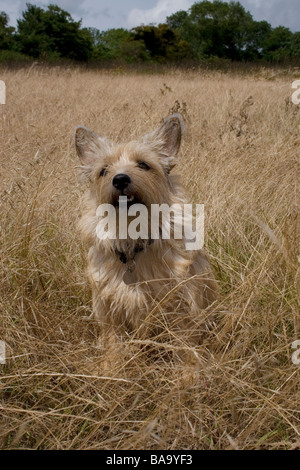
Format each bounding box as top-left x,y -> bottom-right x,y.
0,0 -> 299,31
239,0 -> 300,31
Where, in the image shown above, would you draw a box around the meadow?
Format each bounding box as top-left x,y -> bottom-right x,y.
0,64 -> 299,450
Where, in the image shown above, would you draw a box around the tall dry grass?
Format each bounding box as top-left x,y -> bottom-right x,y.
0,65 -> 299,450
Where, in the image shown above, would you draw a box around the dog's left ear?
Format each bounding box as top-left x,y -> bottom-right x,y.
144,113 -> 184,172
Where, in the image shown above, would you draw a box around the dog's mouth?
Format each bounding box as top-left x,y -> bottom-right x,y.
112,194 -> 146,209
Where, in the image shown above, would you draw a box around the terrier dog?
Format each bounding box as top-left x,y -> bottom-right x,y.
74,114 -> 217,344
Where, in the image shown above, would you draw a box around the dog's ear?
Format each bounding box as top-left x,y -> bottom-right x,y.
74,126 -> 110,166
158,113 -> 184,157
144,113 -> 184,171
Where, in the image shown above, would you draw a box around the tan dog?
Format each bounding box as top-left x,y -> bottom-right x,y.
75,114 -> 217,344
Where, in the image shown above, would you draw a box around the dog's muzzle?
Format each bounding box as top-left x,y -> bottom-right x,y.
112,173 -> 146,208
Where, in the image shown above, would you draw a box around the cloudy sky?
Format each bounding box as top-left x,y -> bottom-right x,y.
1,0 -> 299,31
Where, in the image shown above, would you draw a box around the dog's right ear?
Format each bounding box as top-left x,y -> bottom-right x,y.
74,126 -> 110,166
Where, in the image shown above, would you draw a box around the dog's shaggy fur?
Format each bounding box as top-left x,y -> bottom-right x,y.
75,114 -> 217,342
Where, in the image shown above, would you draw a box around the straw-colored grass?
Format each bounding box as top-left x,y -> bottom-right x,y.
0,64 -> 299,450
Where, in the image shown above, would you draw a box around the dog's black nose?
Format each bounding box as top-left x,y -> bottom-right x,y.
112,173 -> 131,191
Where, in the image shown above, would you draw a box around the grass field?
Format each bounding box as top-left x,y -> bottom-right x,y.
0,64 -> 299,450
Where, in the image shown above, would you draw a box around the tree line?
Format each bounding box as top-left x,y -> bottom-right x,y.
0,1 -> 299,64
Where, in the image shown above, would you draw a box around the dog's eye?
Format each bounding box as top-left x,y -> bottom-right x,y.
99,167 -> 108,177
137,161 -> 150,171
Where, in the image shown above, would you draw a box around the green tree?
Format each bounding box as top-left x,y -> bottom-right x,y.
0,12 -> 15,50
289,32 -> 300,59
167,0 -> 300,62
132,24 -> 191,61
92,28 -> 132,59
88,27 -> 150,62
16,3 -> 93,61
168,0 -> 257,60
166,10 -> 189,31
262,26 -> 293,61
243,20 -> 272,60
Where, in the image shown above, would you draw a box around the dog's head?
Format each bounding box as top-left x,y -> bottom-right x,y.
74,114 -> 184,208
